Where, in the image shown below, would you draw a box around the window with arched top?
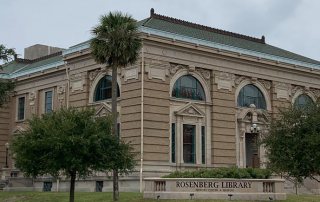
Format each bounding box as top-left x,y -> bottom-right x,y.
237,84 -> 266,109
294,94 -> 313,108
172,75 -> 205,101
94,75 -> 120,102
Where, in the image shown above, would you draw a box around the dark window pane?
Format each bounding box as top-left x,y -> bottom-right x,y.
183,124 -> 196,164
172,75 -> 205,101
237,84 -> 266,109
171,123 -> 176,163
201,126 -> 205,164
117,123 -> 120,138
45,91 -> 53,113
94,75 -> 120,101
294,94 -> 313,108
18,97 -> 25,120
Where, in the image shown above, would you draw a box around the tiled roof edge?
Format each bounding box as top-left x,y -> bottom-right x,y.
63,43 -> 90,56
14,51 -> 63,64
149,8 -> 266,44
0,73 -> 10,79
140,26 -> 320,70
3,60 -> 65,79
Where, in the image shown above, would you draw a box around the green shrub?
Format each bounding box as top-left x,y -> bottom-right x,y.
163,167 -> 271,179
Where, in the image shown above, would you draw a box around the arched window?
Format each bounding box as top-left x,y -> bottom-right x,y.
237,84 -> 266,109
94,75 -> 120,102
294,94 -> 313,108
172,75 -> 205,101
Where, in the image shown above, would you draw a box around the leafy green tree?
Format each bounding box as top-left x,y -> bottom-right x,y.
11,108 -> 135,202
0,44 -> 15,65
262,103 -> 320,192
90,12 -> 141,201
0,44 -> 16,107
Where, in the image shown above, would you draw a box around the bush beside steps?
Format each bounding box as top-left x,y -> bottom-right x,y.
163,167 -> 272,179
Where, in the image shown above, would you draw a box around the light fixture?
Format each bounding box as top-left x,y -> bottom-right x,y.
250,123 -> 260,133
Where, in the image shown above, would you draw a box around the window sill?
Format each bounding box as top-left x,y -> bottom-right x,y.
170,163 -> 207,167
15,119 -> 25,123
169,97 -> 212,105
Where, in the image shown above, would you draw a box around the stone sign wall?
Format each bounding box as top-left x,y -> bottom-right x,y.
144,178 -> 286,200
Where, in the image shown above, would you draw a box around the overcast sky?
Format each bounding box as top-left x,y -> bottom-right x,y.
1,0 -> 319,61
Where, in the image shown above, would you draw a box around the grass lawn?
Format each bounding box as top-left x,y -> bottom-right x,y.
0,192 -> 319,202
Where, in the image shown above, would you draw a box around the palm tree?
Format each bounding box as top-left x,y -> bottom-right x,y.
90,12 -> 141,201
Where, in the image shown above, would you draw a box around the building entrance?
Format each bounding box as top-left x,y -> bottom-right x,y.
245,133 -> 260,168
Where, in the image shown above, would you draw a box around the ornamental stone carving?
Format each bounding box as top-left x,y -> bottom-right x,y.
169,63 -> 187,75
291,85 -> 305,95
88,69 -> 102,84
70,73 -> 85,92
235,76 -> 248,86
310,88 -> 320,99
145,61 -> 169,81
123,66 -> 139,81
197,68 -> 211,80
274,82 -> 291,100
29,91 -> 36,106
214,72 -> 235,91
176,103 -> 205,118
57,85 -> 66,103
258,79 -> 271,90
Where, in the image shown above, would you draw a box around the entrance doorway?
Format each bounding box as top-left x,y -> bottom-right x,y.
245,133 -> 260,168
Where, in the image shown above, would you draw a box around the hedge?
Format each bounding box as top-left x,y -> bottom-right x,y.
163,167 -> 272,179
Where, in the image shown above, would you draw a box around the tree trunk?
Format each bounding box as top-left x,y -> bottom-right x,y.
111,65 -> 119,201
69,171 -> 76,202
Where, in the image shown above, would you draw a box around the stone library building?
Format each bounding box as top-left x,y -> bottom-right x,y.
1,9 -> 320,192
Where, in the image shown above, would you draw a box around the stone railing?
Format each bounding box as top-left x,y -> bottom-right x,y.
144,178 -> 286,200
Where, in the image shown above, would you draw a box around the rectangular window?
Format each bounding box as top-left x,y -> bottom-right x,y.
171,123 -> 176,163
201,126 -> 205,164
45,91 -> 53,113
183,124 -> 196,164
17,97 -> 25,120
117,123 -> 120,138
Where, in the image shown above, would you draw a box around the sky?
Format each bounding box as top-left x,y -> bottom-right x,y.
1,0 -> 319,61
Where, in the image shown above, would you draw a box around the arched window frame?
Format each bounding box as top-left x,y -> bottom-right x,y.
170,70 -> 210,103
89,71 -> 121,103
235,81 -> 271,111
292,91 -> 315,107
237,84 -> 266,109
